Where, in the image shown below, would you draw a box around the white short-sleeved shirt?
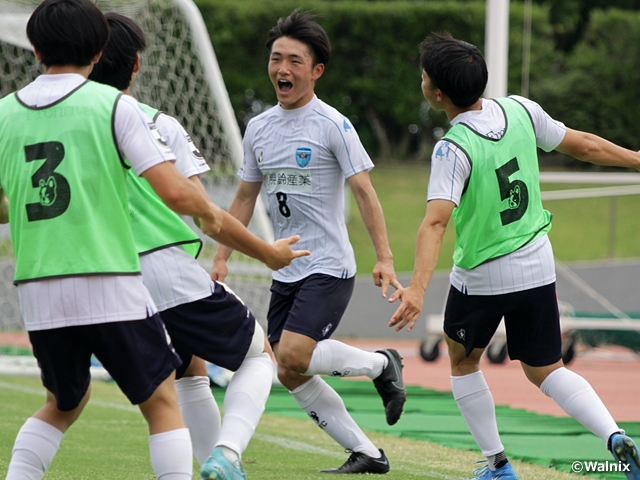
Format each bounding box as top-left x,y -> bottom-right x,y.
240,95 -> 373,282
139,112 -> 214,311
13,74 -> 175,330
427,96 -> 566,295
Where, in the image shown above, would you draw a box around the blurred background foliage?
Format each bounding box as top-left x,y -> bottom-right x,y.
194,0 -> 640,166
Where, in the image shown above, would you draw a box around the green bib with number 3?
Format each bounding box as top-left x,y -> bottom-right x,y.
445,97 -> 552,270
0,80 -> 140,282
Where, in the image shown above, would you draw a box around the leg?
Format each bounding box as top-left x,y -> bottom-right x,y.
139,372 -> 193,480
274,334 -> 388,473
201,324 -> 272,480
446,335 -> 504,456
530,361 -> 640,479
280,332 -> 406,425
175,356 -> 221,465
524,359 -> 620,443
265,275 -> 390,473
6,388 -> 89,480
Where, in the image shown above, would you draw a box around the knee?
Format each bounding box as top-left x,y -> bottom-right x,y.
275,342 -> 313,373
277,348 -> 310,373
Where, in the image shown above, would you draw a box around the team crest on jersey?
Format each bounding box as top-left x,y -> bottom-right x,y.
295,147 -> 312,168
38,177 -> 57,206
256,148 -> 264,164
508,184 -> 522,209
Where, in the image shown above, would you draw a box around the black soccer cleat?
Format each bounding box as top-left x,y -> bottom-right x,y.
373,349 -> 406,425
320,449 -> 390,474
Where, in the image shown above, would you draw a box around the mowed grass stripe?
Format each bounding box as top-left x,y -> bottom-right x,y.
0,375 -> 580,479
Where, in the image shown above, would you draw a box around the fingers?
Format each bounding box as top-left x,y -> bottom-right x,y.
389,297 -> 421,332
292,249 -> 311,258
287,234 -> 301,245
388,289 -> 402,303
380,276 -> 390,298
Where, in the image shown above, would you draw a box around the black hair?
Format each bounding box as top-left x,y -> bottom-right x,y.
27,0 -> 109,67
266,8 -> 331,67
419,31 -> 488,108
89,12 -> 146,90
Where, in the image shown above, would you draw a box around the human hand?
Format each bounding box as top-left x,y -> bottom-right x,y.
211,256 -> 228,282
266,235 -> 310,270
388,285 -> 425,332
372,257 -> 402,298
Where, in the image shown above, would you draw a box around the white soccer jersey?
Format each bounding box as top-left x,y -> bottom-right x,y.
427,96 -> 566,295
11,74 -> 174,330
139,111 -> 214,311
240,95 -> 373,282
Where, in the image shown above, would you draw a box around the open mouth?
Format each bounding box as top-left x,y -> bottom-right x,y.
278,79 -> 293,94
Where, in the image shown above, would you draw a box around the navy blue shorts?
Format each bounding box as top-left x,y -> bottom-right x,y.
444,282 -> 562,367
159,281 -> 255,376
267,274 -> 355,344
28,313 -> 181,411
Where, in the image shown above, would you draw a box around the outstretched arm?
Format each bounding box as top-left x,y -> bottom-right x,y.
556,128 -> 640,170
348,170 -> 401,298
211,180 -> 263,281
143,164 -> 308,272
388,199 -> 455,332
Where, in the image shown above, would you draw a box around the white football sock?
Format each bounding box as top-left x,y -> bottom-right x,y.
216,352 -> 272,456
6,417 -> 63,480
451,371 -> 504,457
291,375 -> 380,458
304,339 -> 386,379
540,367 -> 621,444
175,375 -> 221,465
149,428 -> 193,480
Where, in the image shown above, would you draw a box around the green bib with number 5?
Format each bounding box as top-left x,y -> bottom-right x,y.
0,80 -> 140,283
445,97 -> 552,270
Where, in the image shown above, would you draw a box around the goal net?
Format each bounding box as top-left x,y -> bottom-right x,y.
0,0 -> 274,351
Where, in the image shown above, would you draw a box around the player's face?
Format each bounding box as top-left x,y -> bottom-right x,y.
269,36 -> 324,110
421,70 -> 443,111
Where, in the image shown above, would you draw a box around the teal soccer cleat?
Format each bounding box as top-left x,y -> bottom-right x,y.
200,447 -> 246,480
472,460 -> 519,479
611,433 -> 640,480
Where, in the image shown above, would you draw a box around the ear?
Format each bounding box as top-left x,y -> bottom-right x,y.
91,52 -> 102,64
312,63 -> 325,81
133,54 -> 140,74
33,48 -> 42,61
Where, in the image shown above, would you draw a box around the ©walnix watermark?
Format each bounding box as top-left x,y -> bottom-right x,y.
572,460 -> 631,474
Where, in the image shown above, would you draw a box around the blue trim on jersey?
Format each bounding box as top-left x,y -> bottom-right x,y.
312,109 -> 356,174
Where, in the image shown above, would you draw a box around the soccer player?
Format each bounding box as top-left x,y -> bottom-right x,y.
88,12 -> 307,480
212,9 -> 406,474
0,1 -> 304,479
389,31 -> 640,480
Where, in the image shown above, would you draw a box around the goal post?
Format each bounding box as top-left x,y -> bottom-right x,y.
0,0 -> 274,341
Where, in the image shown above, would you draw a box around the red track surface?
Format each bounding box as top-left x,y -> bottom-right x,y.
339,338 -> 640,423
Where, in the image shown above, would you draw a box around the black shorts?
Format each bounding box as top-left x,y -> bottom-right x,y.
28,313 -> 181,411
444,282 -> 562,367
267,273 -> 355,344
159,281 -> 256,377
